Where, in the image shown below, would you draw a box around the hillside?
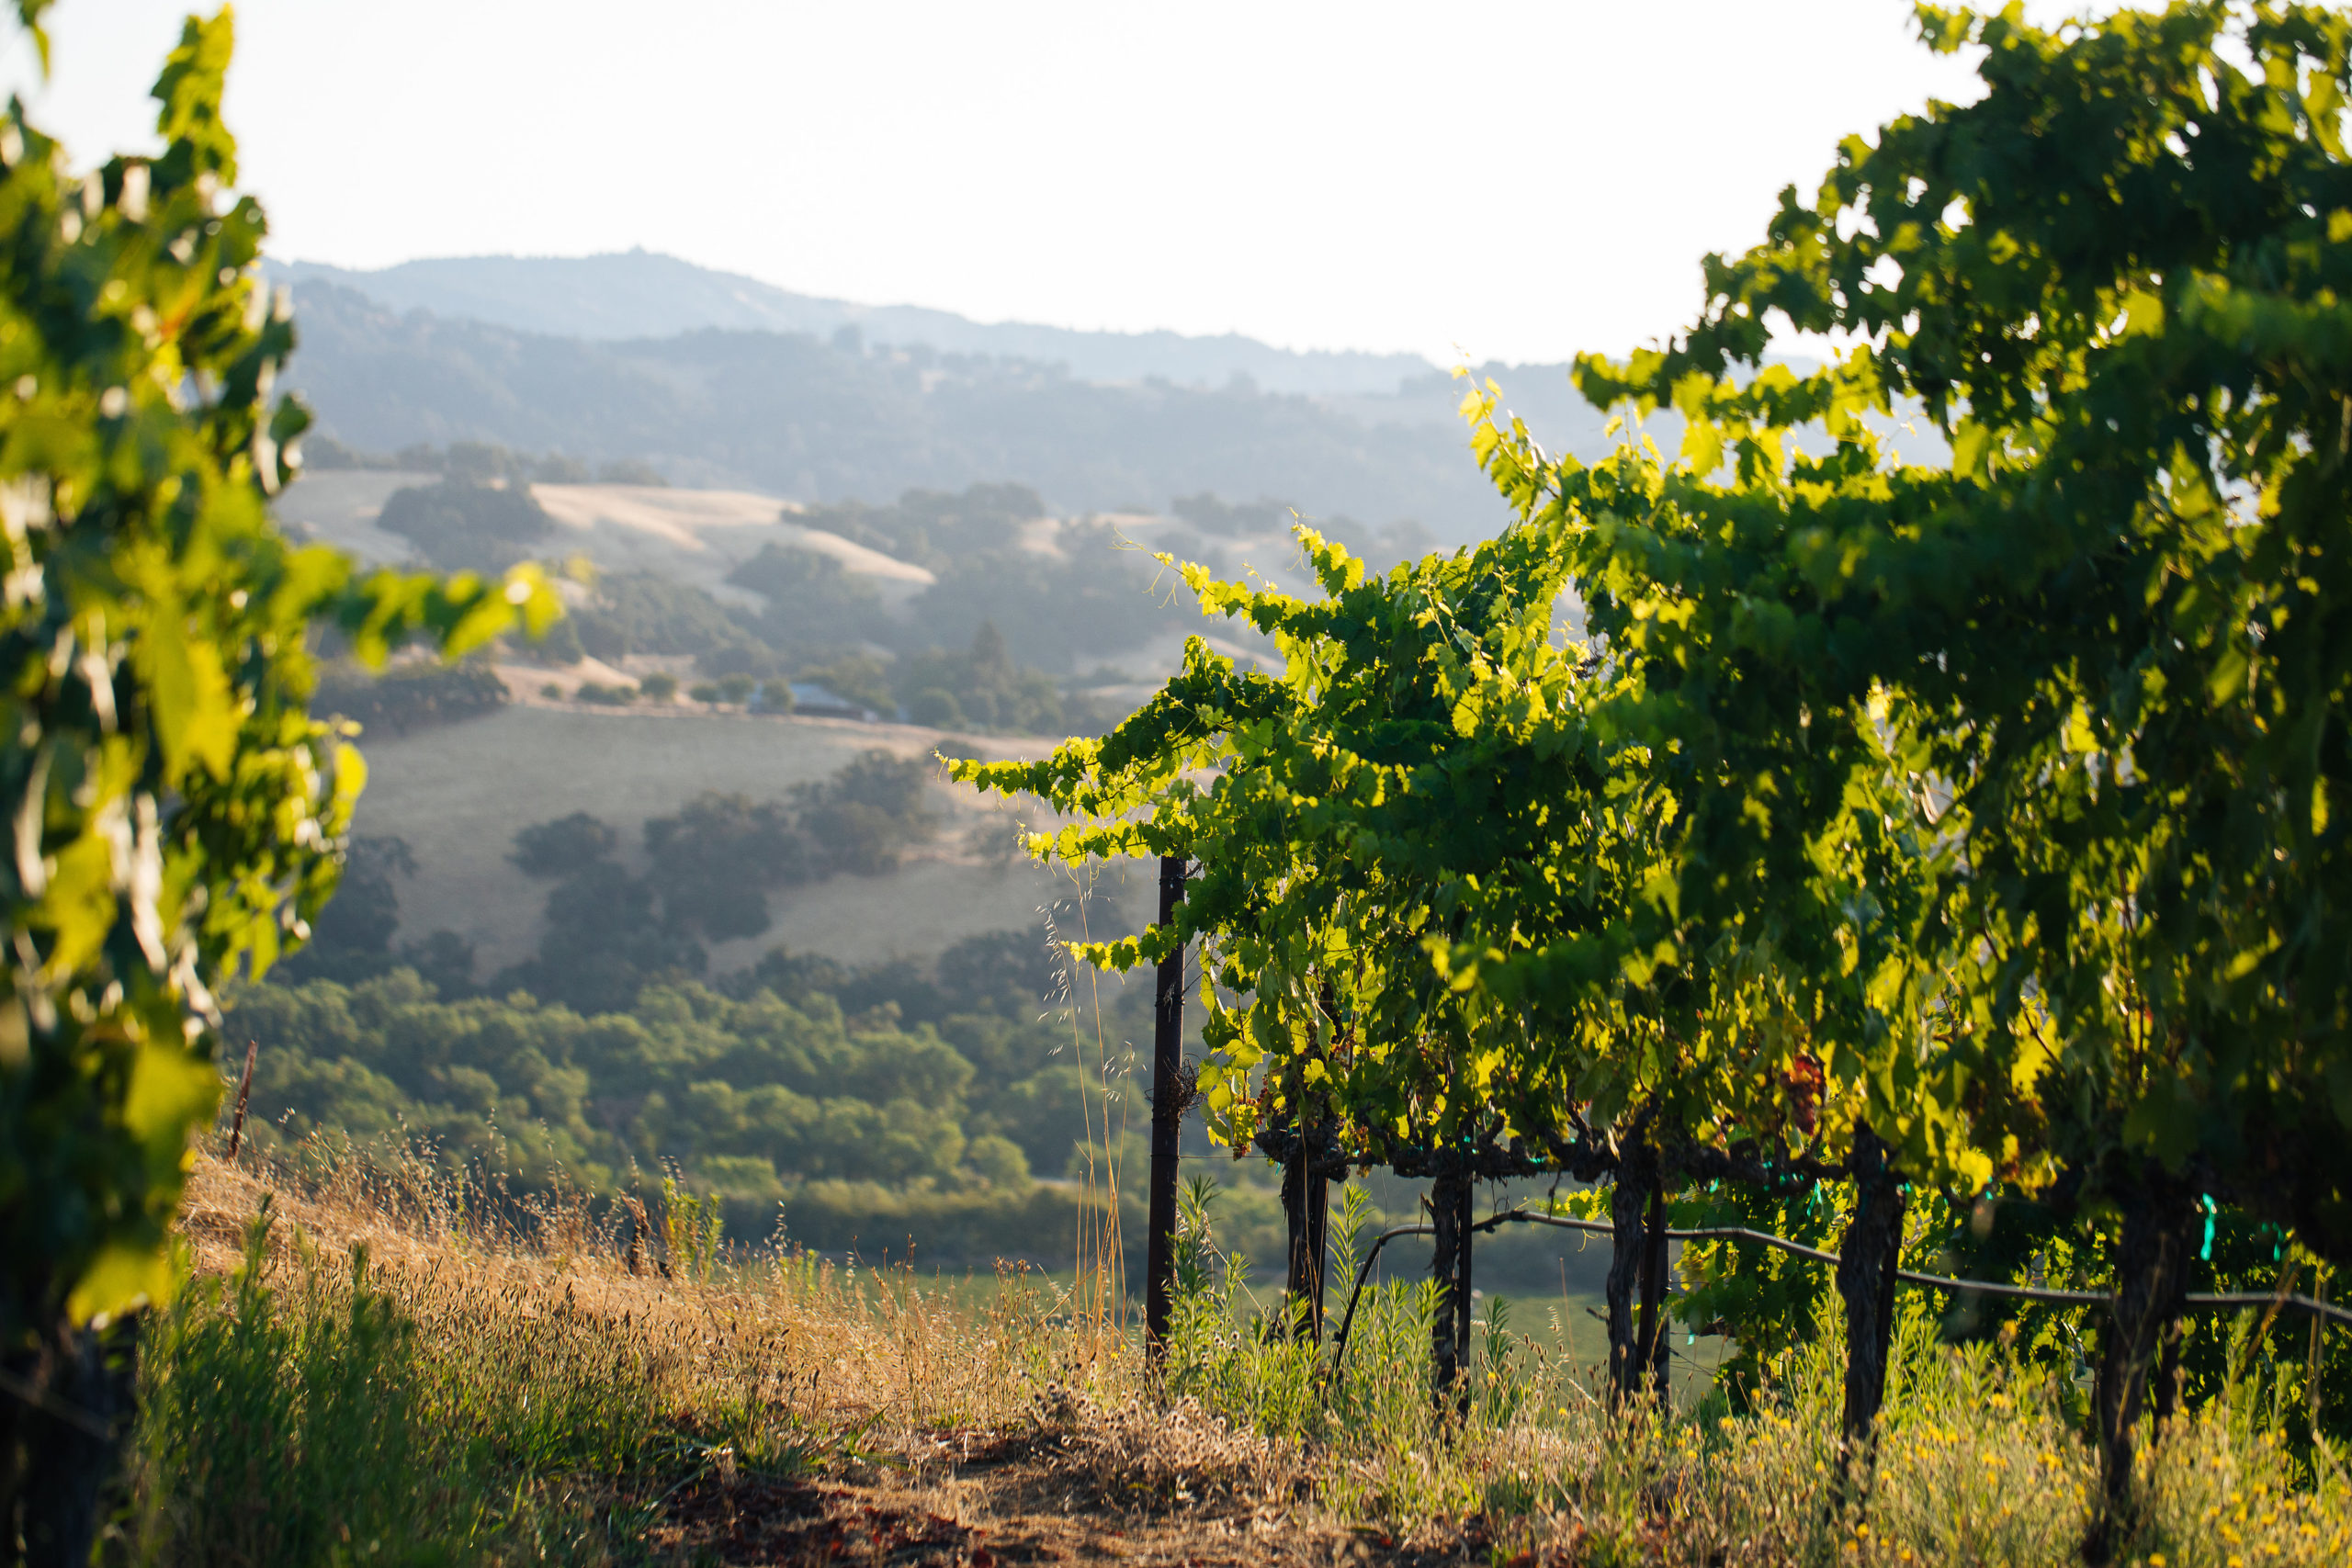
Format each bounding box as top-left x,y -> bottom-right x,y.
274,250 -> 1438,396
277,278 -> 1616,537
342,701 -> 1144,978
277,472 -> 939,607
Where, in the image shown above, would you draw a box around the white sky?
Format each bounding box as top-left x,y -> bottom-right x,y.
4,2 -> 2086,365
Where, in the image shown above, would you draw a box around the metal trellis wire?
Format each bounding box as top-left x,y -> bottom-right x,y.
1326,1210 -> 2352,1375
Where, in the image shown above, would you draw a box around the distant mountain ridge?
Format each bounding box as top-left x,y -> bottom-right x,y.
276,277 -> 1624,538
270,250 -> 1439,397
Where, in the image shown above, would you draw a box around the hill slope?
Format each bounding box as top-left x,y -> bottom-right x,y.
275,250 -> 1438,396
347,702 -> 1144,978
277,280 -> 1617,538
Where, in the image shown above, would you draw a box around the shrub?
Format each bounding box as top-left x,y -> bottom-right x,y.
908,686 -> 965,729
509,812 -> 621,878
966,1134 -> 1032,1190
312,659 -> 509,737
377,480 -> 554,574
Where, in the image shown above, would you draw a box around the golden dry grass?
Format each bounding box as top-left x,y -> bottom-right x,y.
160,1151 -> 1359,1566
149,1149 -> 2352,1567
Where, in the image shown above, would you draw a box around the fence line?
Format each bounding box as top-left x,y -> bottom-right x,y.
1326,1209 -> 2352,1372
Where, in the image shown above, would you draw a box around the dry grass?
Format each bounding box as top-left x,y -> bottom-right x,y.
143,1149 -> 1356,1565
176,1151 -> 1068,1450
131,1147 -> 2352,1566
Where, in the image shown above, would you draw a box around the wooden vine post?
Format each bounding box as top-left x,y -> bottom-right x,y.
2086,1174 -> 2201,1562
1833,1131 -> 1908,1476
1429,1168 -> 1473,1409
1142,854 -> 1188,1377
1281,977 -> 1337,1342
1604,1144 -> 1656,1409
1280,1134 -> 1329,1340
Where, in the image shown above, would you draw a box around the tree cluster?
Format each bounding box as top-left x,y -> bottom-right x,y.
289,750 -> 941,1015
311,657 -> 508,737
234,927 -> 1106,1235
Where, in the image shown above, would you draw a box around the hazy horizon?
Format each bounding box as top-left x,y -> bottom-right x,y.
0,0 -> 2095,367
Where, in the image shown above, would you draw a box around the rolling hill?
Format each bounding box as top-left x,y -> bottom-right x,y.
274,273 -> 1622,540
344,700 -> 1148,980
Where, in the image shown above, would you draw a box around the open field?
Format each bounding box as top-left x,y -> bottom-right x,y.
275,472 -> 940,607
117,1147 -> 2352,1567
345,702 -> 1149,976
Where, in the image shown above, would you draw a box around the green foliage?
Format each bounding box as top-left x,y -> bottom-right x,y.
796,652 -> 890,715
892,622 -> 1068,734
232,920 -> 1100,1233
643,792 -> 805,940
956,512 -> 1686,1169
900,520 -> 1186,673
727,544 -> 888,651
1512,0 -> 2352,1246
573,567 -> 762,665
311,657 -> 507,737
135,1208 -> 478,1562
0,7 -> 560,1345
376,479 -> 552,574
797,483 -> 1045,568
508,810 -> 618,879
660,1174 -> 726,1283
964,0 -> 2352,1251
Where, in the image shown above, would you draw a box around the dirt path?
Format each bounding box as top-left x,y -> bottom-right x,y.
643,1439 -> 1506,1566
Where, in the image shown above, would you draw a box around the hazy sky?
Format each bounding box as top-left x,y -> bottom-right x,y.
5,2 -> 2083,365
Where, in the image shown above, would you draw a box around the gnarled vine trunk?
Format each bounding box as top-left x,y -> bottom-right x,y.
1281,1135 -> 1329,1341
1429,1169 -> 1473,1411
1607,1143 -> 1658,1410
2084,1175 -> 2199,1566
1637,1184 -> 1672,1406
1835,1130 -> 1907,1472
